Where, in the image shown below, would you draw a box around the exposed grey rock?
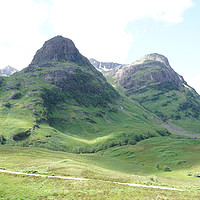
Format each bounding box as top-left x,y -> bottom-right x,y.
110,53 -> 186,91
0,77 -> 3,86
9,92 -> 22,100
29,35 -> 91,68
41,69 -> 105,94
133,53 -> 171,68
5,80 -> 20,91
0,66 -> 18,77
21,35 -> 119,109
90,58 -> 122,71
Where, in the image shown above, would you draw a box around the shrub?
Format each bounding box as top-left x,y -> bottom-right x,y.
0,134 -> 6,145
3,102 -> 12,108
149,176 -> 158,182
187,171 -> 192,176
163,165 -> 171,171
156,163 -> 160,170
156,129 -> 171,136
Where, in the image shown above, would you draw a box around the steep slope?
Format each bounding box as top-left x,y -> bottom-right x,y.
0,36 -> 163,152
0,66 -> 18,77
90,58 -> 122,72
106,53 -> 200,134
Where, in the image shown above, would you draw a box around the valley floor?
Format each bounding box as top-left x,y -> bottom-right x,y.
0,142 -> 200,199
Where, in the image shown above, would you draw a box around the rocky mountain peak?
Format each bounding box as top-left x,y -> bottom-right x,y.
0,65 -> 18,77
133,53 -> 171,68
29,35 -> 90,67
111,53 -> 186,92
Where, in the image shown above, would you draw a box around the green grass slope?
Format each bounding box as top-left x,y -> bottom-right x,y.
0,37 -> 167,152
0,67 -> 164,152
104,56 -> 200,135
0,142 -> 200,199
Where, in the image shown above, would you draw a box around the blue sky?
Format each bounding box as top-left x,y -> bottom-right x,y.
0,0 -> 199,93
125,1 -> 200,92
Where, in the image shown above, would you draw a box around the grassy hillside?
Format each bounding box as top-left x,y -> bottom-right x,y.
127,81 -> 200,134
104,58 -> 200,135
0,67 -> 164,152
0,61 -> 165,152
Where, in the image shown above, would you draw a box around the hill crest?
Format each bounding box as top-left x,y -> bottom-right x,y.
29,35 -> 90,67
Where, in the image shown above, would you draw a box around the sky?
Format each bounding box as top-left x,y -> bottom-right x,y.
0,0 -> 199,93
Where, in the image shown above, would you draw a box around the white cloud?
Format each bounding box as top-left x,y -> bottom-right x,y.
49,0 -> 194,63
0,0 -> 50,69
0,0 -> 194,69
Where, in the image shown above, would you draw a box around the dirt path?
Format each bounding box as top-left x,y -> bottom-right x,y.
114,182 -> 184,191
0,169 -> 184,191
0,169 -> 89,181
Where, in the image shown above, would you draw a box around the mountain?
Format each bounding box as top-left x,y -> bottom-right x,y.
0,36 -> 163,152
0,65 -> 18,77
90,58 -> 122,71
105,53 -> 200,134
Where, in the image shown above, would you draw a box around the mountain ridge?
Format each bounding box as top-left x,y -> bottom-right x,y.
0,36 -> 163,152
102,53 -> 200,134
89,58 -> 122,72
133,53 -> 171,68
29,35 -> 91,67
0,66 -> 18,77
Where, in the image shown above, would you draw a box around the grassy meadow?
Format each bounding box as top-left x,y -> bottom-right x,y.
0,135 -> 200,199
0,59 -> 200,199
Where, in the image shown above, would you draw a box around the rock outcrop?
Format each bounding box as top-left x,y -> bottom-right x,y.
105,53 -> 200,128
90,58 -> 121,71
22,36 -> 119,107
133,53 -> 171,68
111,53 -> 186,91
0,66 -> 18,77
29,35 -> 90,67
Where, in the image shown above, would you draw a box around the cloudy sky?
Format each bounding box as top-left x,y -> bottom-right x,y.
0,0 -> 199,93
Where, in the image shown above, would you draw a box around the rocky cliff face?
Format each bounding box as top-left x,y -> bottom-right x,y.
30,36 -> 90,67
0,66 -> 18,77
0,35 -> 159,151
105,53 -> 200,132
133,53 -> 171,68
22,36 -> 119,107
111,53 -> 186,91
90,58 -> 121,71
0,35 -> 120,133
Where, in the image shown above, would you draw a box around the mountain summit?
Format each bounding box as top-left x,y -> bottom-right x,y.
30,35 -> 90,67
110,53 -> 185,91
0,36 -> 162,151
105,53 -> 200,134
0,66 -> 18,77
133,53 -> 171,68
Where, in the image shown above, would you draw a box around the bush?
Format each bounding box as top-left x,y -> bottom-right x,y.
163,165 -> 171,171
156,163 -> 160,170
0,134 -> 6,145
3,102 -> 11,108
156,129 -> 171,136
187,171 -> 192,176
149,176 -> 158,182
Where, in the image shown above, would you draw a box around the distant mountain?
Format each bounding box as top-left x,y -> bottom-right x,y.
106,53 -> 200,134
113,53 -> 186,91
0,65 -> 18,77
0,36 -> 161,152
90,58 -> 122,71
